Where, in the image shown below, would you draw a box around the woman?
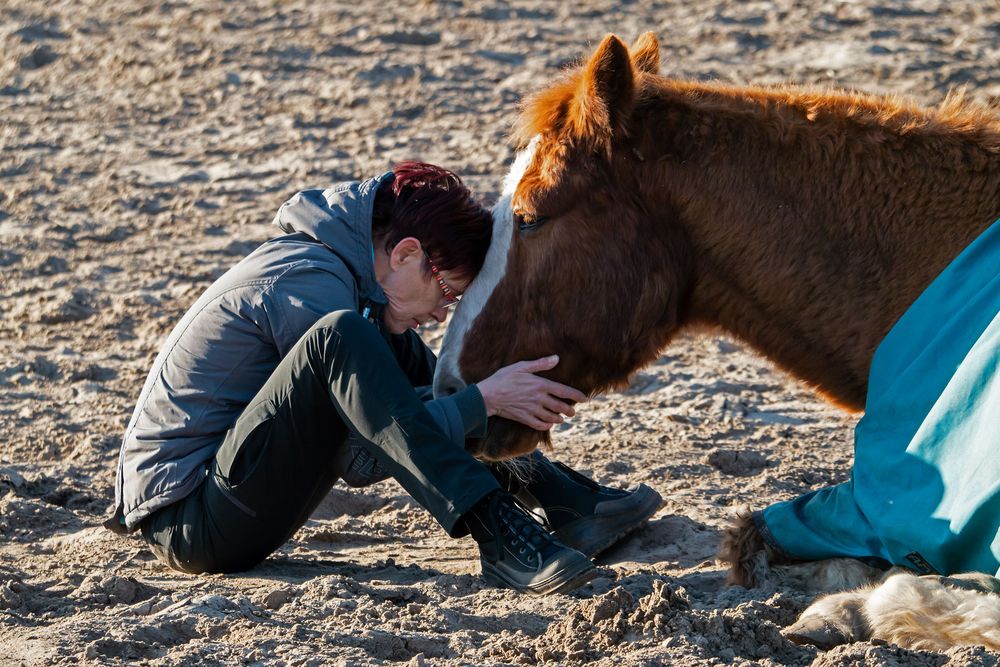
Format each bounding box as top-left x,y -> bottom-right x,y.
106,163 -> 660,595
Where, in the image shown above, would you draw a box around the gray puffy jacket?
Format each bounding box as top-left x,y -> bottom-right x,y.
109,174 -> 487,532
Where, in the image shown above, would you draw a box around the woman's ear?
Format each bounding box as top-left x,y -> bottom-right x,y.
388,237 -> 424,270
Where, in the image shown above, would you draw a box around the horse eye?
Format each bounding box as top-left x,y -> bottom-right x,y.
515,212 -> 550,232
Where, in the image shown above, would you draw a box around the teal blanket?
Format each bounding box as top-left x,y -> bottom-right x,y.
759,218 -> 1000,577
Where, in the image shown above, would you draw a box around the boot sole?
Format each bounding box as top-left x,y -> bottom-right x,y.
553,484 -> 663,559
481,553 -> 598,595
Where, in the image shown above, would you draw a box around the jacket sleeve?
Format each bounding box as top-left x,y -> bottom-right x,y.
420,384 -> 489,446
264,264 -> 358,357
381,328 -> 489,444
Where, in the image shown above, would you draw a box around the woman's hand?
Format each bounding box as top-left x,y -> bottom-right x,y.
476,355 -> 589,430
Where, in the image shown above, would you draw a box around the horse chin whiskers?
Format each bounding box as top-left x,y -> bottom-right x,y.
494,456 -> 538,486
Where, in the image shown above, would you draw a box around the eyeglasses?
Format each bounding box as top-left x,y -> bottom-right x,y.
425,253 -> 461,310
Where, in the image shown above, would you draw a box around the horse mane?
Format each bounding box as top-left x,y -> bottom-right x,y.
515,67 -> 1000,167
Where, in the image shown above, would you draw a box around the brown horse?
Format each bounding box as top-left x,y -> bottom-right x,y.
434,33 -> 1000,650
436,32 -> 1000,460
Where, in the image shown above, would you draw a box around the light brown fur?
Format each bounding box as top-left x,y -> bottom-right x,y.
783,570 -> 1000,651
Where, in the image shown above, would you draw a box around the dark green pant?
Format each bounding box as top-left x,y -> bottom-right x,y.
141,310 -> 500,574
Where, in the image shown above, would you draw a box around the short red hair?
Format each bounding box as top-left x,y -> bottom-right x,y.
372,162 -> 492,283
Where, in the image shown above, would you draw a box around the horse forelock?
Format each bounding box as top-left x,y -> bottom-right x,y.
513,76 -> 578,148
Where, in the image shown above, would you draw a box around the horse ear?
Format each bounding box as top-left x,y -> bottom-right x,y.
570,34 -> 635,143
630,32 -> 660,75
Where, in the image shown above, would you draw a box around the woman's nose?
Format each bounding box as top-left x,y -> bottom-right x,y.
431,307 -> 448,323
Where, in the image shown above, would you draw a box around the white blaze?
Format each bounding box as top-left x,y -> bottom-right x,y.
433,137 -> 539,397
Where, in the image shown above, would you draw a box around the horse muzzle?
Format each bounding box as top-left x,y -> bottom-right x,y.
466,417 -> 547,461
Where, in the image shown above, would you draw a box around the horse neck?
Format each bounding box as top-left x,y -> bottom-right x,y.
637,85 -> 1000,409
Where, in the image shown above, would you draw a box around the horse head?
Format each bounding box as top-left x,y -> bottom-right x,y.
435,33 -> 694,460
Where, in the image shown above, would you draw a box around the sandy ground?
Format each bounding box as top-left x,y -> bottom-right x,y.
2,0 -> 1000,665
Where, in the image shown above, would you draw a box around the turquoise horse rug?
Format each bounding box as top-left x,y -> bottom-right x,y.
756,218 -> 1000,577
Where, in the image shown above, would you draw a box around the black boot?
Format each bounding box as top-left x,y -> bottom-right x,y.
463,491 -> 597,595
492,451 -> 662,558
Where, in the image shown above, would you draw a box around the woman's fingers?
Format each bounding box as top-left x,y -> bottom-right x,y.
501,406 -> 558,431
508,356 -> 588,402
531,419 -> 556,431
480,354 -> 588,428
541,396 -> 575,417
517,355 -> 560,373
537,378 -> 588,404
535,407 -> 563,424
504,402 -> 562,429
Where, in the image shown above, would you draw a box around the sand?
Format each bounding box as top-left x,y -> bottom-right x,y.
2,0 -> 999,665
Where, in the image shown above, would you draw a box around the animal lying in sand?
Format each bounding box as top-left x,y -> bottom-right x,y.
433,32 -> 1000,650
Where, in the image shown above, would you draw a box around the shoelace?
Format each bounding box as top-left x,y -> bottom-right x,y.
497,498 -> 551,567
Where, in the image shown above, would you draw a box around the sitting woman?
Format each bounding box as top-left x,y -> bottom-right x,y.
106,162 -> 660,595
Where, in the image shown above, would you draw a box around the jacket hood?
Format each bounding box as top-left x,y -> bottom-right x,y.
271,172 -> 394,304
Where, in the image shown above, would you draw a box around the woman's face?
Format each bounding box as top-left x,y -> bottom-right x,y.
377,237 -> 470,335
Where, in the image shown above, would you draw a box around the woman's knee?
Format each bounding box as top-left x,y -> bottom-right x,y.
312,309 -> 369,336
140,490 -> 273,575
305,309 -> 381,357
